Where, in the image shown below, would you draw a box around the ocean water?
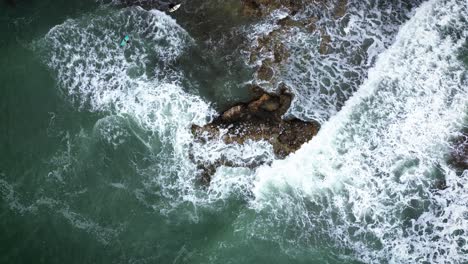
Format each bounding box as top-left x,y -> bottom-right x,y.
0,0 -> 467,263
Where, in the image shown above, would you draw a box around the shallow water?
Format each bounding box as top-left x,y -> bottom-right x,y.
1,0 -> 467,263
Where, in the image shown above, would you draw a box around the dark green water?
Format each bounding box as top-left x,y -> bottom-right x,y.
0,1 -> 324,263
1,0 -> 467,263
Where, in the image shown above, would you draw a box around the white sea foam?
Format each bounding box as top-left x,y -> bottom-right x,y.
26,1 -> 468,259
0,179 -> 38,214
0,178 -> 118,244
37,6 -> 275,208
252,0 -> 467,262
245,0 -> 425,123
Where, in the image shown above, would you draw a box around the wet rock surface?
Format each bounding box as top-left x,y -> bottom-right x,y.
241,0 -> 310,17
450,130 -> 468,175
188,0 -> 353,183
191,86 -> 319,183
241,0 -> 348,89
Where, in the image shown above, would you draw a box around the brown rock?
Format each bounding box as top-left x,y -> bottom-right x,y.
319,31 -> 331,54
277,16 -> 303,28
222,105 -> 246,121
334,0 -> 348,19
274,42 -> 288,63
191,0 -> 354,184
305,17 -> 319,32
248,93 -> 271,112
241,0 -> 262,16
191,87 -> 320,184
450,131 -> 468,173
260,98 -> 280,112
257,64 -> 274,81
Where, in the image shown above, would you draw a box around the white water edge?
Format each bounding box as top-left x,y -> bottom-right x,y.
27,0 -> 468,261
244,0 -> 425,123
253,0 -> 467,262
37,6 -> 276,206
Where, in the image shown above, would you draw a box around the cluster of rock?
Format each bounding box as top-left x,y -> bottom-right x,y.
242,0 -> 348,82
191,86 -> 319,183
241,0 -> 347,19
188,0 -> 352,183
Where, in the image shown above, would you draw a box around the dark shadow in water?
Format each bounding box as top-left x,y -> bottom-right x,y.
5,0 -> 16,7
114,0 -> 258,110
170,0 -> 258,110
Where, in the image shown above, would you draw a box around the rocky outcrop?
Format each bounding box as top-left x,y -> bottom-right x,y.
189,0 -> 352,183
241,0 -> 309,17
191,86 -> 319,183
430,131 -> 467,191
189,0 -> 354,183
242,0 -> 348,88
241,0 -> 348,18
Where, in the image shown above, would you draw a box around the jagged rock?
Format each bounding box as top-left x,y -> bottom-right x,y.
319,32 -> 331,54
242,0 -> 348,86
191,87 -> 319,183
273,42 -> 288,63
277,16 -> 305,28
257,64 -> 274,81
334,0 -> 348,18
191,0 -> 352,183
249,94 -> 271,111
242,0 -> 262,16
222,104 -> 247,121
261,97 -> 280,111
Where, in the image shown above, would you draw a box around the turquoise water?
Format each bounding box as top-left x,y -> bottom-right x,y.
1,0 -> 467,263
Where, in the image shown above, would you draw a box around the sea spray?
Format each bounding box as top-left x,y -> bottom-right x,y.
252,0 -> 468,262
1,0 -> 465,262
244,0 -> 425,123
36,6 -> 277,209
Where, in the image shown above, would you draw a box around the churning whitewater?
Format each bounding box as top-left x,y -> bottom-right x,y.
1,0 -> 465,263
243,0 -> 426,123
37,6 -> 275,205
253,0 -> 467,262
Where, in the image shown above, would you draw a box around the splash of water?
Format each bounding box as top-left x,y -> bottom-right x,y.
244,0 -> 425,123
35,6 -> 276,210
252,0 -> 467,262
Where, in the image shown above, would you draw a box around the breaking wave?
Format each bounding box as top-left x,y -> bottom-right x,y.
35,6 -> 275,210
245,0 -> 425,123
10,0 -> 465,262
252,0 -> 468,262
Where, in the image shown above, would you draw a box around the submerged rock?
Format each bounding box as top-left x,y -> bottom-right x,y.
334,0 -> 348,18
190,0 -> 352,183
241,0 -> 348,87
450,131 -> 468,174
191,86 -> 319,183
241,0 -> 315,17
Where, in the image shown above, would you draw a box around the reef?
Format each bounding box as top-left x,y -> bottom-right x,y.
243,0 -> 348,88
189,0 -> 349,183
191,86 -> 319,184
